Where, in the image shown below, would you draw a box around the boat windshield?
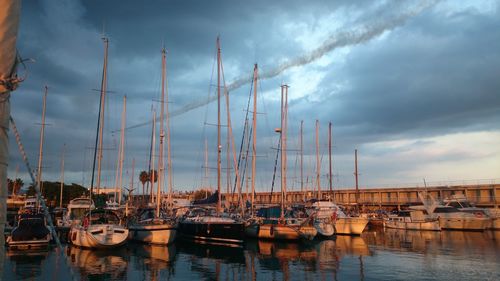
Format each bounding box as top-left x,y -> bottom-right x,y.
70,208 -> 88,220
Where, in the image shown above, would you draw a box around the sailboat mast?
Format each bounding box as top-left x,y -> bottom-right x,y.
315,120 -> 321,200
300,120 -> 304,202
355,149 -> 359,207
59,144 -> 66,209
329,122 -> 333,199
284,85 -> 288,203
150,111 -> 156,204
251,64 -> 258,216
280,85 -> 289,219
217,37 -> 222,213
95,37 -> 109,195
164,47 -> 174,209
118,95 -> 126,205
156,47 -> 167,217
36,86 -> 48,195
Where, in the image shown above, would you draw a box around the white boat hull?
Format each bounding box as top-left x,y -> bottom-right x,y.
314,219 -> 335,237
6,235 -> 51,250
69,224 -> 128,249
335,217 -> 369,235
129,223 -> 177,245
438,217 -> 491,231
384,220 -> 440,231
248,223 -> 317,240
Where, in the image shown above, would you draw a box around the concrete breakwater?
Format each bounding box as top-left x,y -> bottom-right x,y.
224,182 -> 500,211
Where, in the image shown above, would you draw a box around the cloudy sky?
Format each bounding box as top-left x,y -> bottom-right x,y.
9,0 -> 500,194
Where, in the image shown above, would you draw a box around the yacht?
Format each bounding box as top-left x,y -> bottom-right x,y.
57,197 -> 95,228
384,209 -> 440,231
307,201 -> 368,235
432,205 -> 491,231
443,194 -> 496,229
6,212 -> 52,250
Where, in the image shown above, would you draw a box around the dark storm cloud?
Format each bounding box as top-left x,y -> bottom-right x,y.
9,0 -> 500,189
295,6 -> 500,151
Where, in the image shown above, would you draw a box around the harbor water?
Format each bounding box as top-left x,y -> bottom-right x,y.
3,228 -> 500,281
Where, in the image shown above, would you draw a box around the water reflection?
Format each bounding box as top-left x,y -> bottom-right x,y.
3,230 -> 499,280
363,228 -> 500,255
129,243 -> 177,281
5,249 -> 48,280
67,246 -> 128,280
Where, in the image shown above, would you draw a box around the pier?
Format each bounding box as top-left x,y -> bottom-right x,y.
224,181 -> 500,210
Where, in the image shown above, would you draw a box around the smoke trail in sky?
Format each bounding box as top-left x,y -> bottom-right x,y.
127,0 -> 437,130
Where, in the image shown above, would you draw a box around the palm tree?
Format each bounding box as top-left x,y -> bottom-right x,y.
149,169 -> 158,185
139,170 -> 149,200
13,178 -> 23,195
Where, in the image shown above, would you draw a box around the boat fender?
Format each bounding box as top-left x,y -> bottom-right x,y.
207,224 -> 210,234
83,217 -> 89,229
331,211 -> 337,222
270,224 -> 274,236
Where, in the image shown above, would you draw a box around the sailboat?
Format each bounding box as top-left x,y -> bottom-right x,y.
69,37 -> 128,249
307,120 -> 336,237
178,37 -> 245,245
128,46 -> 177,245
245,84 -> 317,241
7,87 -> 52,250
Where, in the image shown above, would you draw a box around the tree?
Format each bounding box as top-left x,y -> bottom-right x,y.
139,170 -> 149,197
149,169 -> 158,184
13,178 -> 23,195
193,189 -> 212,200
7,178 -> 24,195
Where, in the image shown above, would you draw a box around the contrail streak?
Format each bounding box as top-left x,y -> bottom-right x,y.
127,1 -> 436,130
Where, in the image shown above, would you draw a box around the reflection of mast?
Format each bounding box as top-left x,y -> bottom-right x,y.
359,255 -> 364,281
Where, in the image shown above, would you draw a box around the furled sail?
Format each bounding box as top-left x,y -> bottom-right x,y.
0,1 -> 21,278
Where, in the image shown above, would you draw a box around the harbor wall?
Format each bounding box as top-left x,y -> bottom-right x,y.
224,182 -> 500,210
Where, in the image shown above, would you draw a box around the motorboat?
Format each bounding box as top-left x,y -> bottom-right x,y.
443,194 -> 495,229
57,197 -> 95,228
432,205 -> 491,231
69,209 -> 128,249
384,209 -> 440,231
6,212 -> 52,250
306,201 -> 368,235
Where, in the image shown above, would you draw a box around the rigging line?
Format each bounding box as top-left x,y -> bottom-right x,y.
270,137 -> 281,197
239,124 -> 252,206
